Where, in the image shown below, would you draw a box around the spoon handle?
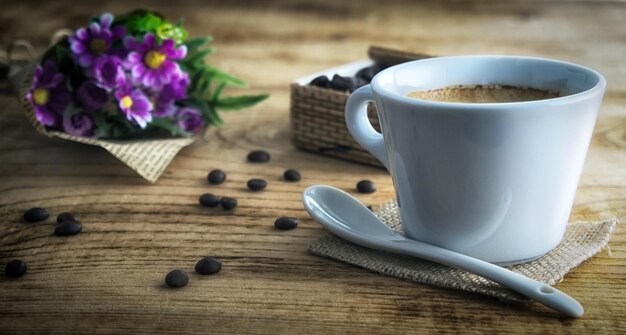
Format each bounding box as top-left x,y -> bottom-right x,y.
387,239 -> 584,317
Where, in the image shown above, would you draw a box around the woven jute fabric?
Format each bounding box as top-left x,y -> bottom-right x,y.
309,200 -> 618,305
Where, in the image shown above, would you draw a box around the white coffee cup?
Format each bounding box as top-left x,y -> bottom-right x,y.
345,55 -> 606,265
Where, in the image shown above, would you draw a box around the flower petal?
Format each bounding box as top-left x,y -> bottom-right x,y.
170,45 -> 187,59
76,28 -> 90,41
49,73 -> 64,87
131,64 -> 146,79
89,22 -> 101,36
111,25 -> 126,39
99,13 -> 113,28
144,33 -> 156,46
79,54 -> 93,67
161,38 -> 174,51
123,36 -> 138,50
71,41 -> 86,54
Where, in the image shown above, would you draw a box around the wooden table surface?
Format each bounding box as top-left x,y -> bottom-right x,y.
1,0 -> 625,333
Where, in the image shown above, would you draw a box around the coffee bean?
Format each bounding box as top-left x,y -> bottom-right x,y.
310,75 -> 331,88
5,259 -> 27,278
23,207 -> 48,222
274,217 -> 298,230
195,257 -> 222,275
356,180 -> 376,194
56,212 -> 78,224
207,169 -> 226,184
220,197 -> 238,210
356,66 -> 377,82
352,77 -> 369,92
367,205 -> 374,211
283,169 -> 301,182
247,150 -> 270,163
247,178 -> 267,191
330,74 -> 356,92
199,193 -> 220,207
54,221 -> 82,236
165,269 -> 189,288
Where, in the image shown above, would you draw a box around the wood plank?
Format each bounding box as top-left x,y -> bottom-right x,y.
0,0 -> 625,333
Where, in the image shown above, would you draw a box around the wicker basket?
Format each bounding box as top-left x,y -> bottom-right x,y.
290,46 -> 432,168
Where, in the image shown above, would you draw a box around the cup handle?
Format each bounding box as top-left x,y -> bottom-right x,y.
345,85 -> 389,169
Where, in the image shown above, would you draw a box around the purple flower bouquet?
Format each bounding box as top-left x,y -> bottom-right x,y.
18,10 -> 268,182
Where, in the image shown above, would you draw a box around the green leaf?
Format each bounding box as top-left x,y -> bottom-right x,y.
182,48 -> 214,66
211,82 -> 227,103
124,11 -> 164,35
149,117 -> 191,137
184,36 -> 213,52
203,65 -> 246,88
215,94 -> 269,110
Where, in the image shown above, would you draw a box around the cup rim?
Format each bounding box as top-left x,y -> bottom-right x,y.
370,55 -> 607,109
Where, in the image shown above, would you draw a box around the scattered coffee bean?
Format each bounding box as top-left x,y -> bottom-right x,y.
56,212 -> 78,224
352,77 -> 369,92
23,207 -> 48,222
274,217 -> 298,230
247,178 -> 267,191
356,180 -> 376,194
283,169 -> 301,182
195,257 -> 222,275
367,205 -> 374,211
5,259 -> 27,278
199,193 -> 221,207
165,269 -> 189,288
54,221 -> 82,236
330,74 -> 356,92
220,197 -> 238,210
310,75 -> 331,88
247,150 -> 271,163
207,169 -> 226,184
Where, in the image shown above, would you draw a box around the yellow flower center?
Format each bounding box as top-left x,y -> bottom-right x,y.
90,38 -> 107,55
120,96 -> 133,109
33,88 -> 49,105
144,50 -> 166,69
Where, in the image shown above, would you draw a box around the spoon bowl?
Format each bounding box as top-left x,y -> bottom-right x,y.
302,185 -> 584,318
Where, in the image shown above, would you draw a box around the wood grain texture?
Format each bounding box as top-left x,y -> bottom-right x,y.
0,0 -> 625,334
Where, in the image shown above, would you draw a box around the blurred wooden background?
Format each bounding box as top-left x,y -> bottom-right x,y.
1,0 -> 624,334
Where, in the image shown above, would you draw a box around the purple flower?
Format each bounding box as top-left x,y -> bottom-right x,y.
92,55 -> 123,91
69,13 -> 126,67
26,61 -> 71,126
123,33 -> 187,89
114,73 -> 153,128
175,107 -> 203,133
63,112 -> 93,137
154,72 -> 189,117
77,80 -> 109,110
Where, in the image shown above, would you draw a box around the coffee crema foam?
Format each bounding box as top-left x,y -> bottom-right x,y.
407,84 -> 562,103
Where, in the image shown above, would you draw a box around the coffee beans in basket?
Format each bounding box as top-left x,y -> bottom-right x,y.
308,64 -> 386,93
207,169 -> 226,184
195,257 -> 222,275
23,207 -> 49,222
247,178 -> 267,191
165,269 -> 189,288
5,259 -> 27,278
356,180 -> 376,194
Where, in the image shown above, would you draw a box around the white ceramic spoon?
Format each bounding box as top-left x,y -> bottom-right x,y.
302,185 -> 584,317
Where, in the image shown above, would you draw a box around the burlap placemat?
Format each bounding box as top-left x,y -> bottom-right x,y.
309,200 -> 618,305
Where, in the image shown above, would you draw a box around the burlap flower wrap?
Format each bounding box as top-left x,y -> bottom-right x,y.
17,63 -> 195,183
